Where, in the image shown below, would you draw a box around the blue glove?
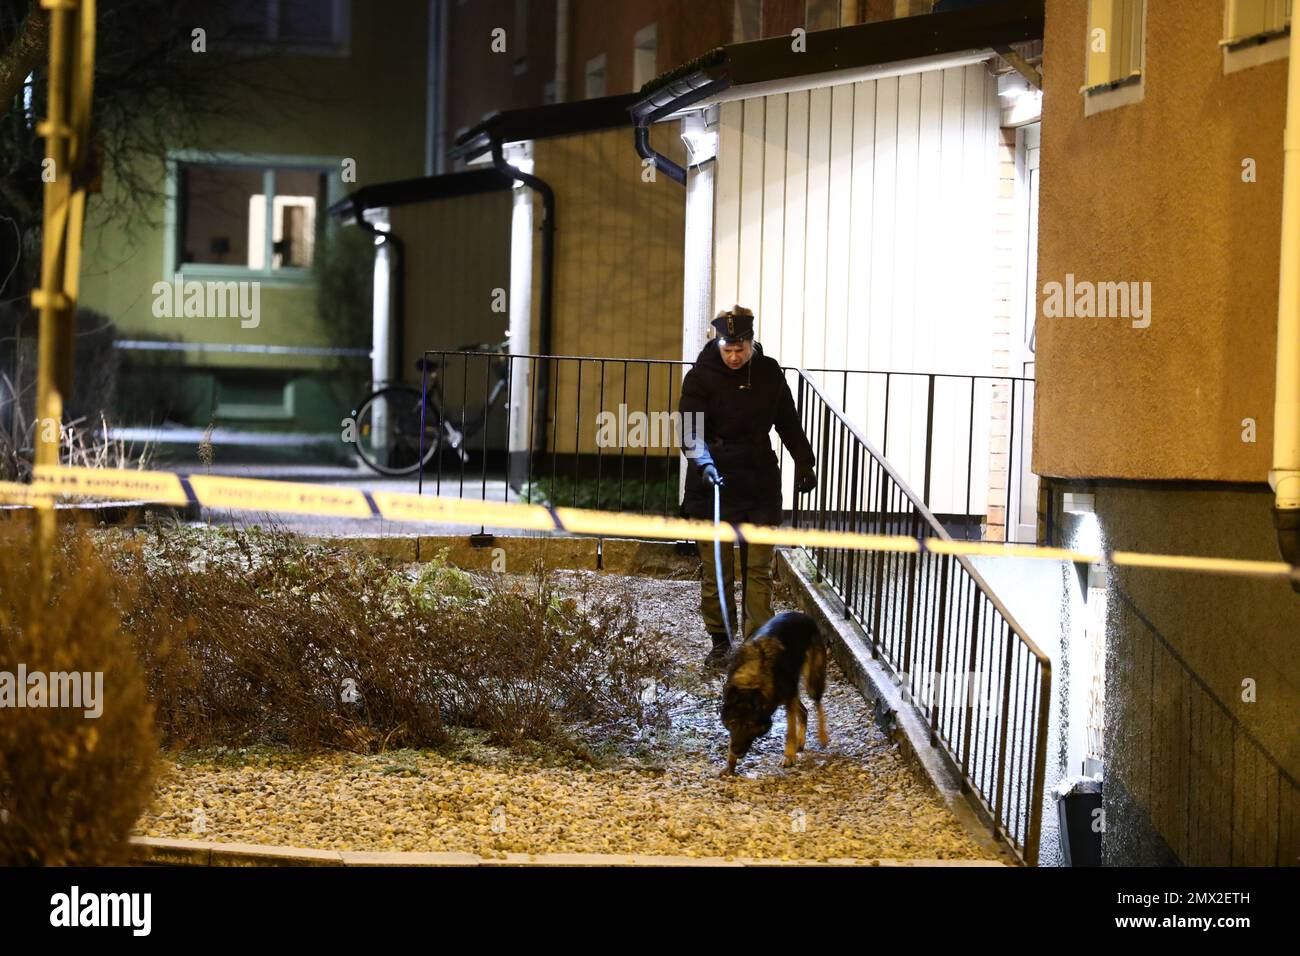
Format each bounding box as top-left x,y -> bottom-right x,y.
702,463 -> 723,488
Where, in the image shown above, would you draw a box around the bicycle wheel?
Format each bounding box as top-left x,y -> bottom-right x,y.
352,385 -> 440,476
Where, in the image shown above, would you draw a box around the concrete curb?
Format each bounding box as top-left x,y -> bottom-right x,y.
314,533 -> 703,578
775,550 -> 1018,867
128,836 -> 1005,867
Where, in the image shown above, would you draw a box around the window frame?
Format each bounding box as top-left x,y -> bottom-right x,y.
1222,0 -> 1292,73
214,374 -> 297,422
633,24 -> 658,91
584,53 -> 607,99
165,150 -> 344,285
221,0 -> 352,57
1082,0 -> 1147,117
733,0 -> 763,43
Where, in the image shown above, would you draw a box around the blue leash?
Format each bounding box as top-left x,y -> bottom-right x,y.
713,481 -> 734,644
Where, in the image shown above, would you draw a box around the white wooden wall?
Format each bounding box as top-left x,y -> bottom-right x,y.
710,63 -> 1003,517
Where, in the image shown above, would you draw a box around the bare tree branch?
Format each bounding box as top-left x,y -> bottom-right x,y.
0,0 -> 45,122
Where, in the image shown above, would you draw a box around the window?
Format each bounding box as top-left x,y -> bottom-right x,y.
1084,0 -> 1144,91
805,0 -> 839,31
1222,0 -> 1291,72
734,0 -> 763,42
513,0 -> 529,74
215,373 -> 295,421
1083,0 -> 1145,115
177,162 -> 327,274
633,25 -> 657,91
220,0 -> 350,54
1224,0 -> 1291,44
584,54 -> 607,99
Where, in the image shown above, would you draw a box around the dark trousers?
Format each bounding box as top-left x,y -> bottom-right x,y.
696,539 -> 775,640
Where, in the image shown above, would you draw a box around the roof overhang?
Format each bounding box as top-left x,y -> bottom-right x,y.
630,0 -> 1044,125
327,168 -> 514,219
452,93 -> 642,162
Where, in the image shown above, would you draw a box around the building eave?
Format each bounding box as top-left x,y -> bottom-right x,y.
630,0 -> 1044,122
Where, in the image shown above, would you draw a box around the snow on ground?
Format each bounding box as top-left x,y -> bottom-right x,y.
138,569 -> 997,861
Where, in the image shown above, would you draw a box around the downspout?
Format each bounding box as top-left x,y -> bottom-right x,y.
634,121 -> 686,186
1272,21 -> 1300,582
490,136 -> 555,454
631,75 -> 733,186
352,197 -> 405,385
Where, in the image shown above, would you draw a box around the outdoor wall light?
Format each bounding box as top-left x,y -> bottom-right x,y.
680,109 -> 719,167
998,72 -> 1029,100
501,141 -> 533,179
1062,492 -> 1095,515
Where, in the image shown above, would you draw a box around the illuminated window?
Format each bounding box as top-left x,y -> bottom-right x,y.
633,25 -> 658,90
1081,0 -> 1145,115
734,0 -> 763,42
1223,0 -> 1291,45
806,0 -> 839,31
585,54 -> 607,99
1084,0 -> 1145,92
178,163 -> 326,273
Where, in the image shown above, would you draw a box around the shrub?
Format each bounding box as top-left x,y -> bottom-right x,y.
114,525 -> 673,753
0,523 -> 159,866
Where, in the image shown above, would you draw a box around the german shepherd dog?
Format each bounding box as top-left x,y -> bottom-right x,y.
721,611 -> 829,774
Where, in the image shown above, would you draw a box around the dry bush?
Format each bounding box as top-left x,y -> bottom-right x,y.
0,522 -> 159,866
112,525 -> 673,754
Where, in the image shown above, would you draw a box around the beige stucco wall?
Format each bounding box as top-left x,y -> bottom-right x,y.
1035,0 -> 1286,482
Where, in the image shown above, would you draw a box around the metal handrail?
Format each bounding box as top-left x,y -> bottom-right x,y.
802,366 -> 1036,384
408,348 -> 1053,862
796,371 -> 1052,663
791,368 -> 1052,865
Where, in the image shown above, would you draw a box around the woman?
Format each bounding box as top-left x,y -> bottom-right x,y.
679,305 -> 817,668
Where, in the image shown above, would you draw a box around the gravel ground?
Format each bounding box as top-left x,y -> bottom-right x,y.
138,568 -> 996,862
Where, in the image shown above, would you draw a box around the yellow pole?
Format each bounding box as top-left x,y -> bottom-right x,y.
31,0 -> 96,560
1273,18 -> 1300,512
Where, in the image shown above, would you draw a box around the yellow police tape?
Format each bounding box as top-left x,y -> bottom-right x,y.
0,465 -> 1296,585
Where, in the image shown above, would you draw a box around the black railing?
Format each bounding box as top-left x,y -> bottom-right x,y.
419,351 -> 1035,538
418,350 -> 688,514
802,368 -> 1037,544
419,349 -> 1051,861
786,371 -> 1051,866
1107,577 -> 1299,866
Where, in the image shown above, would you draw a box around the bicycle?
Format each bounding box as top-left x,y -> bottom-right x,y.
351,340 -> 510,477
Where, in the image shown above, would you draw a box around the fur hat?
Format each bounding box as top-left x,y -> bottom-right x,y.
712,305 -> 755,342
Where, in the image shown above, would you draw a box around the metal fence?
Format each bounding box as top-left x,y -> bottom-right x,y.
419,350 -> 1036,542
418,347 -> 1051,863
416,349 -> 686,512
802,368 -> 1037,543
1107,577 -> 1299,866
787,371 -> 1051,865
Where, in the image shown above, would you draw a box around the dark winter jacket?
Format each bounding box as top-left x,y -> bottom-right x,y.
679,339 -> 815,524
